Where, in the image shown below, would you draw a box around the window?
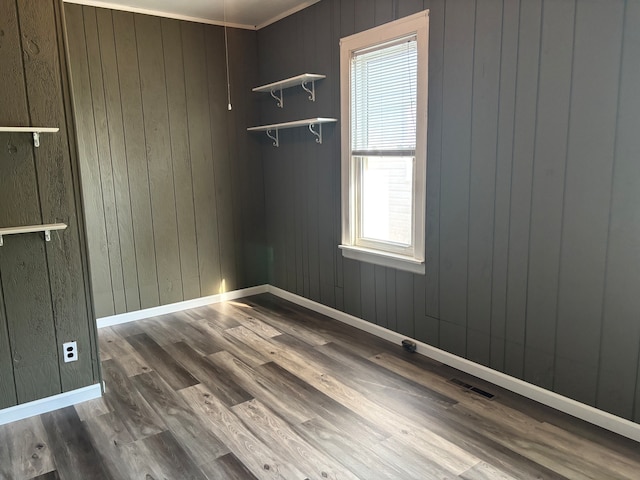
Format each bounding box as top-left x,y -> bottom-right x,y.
339,11 -> 429,275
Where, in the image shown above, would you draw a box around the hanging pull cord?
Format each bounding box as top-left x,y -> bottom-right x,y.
224,0 -> 232,110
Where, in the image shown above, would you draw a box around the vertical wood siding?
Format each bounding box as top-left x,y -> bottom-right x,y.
0,0 -> 98,407
259,0 -> 640,423
64,5 -> 266,319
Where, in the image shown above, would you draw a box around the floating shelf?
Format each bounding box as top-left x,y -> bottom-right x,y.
0,127 -> 60,147
253,74 -> 326,108
0,223 -> 67,246
248,117 -> 337,147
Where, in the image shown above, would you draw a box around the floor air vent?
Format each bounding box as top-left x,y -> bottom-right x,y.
449,378 -> 495,400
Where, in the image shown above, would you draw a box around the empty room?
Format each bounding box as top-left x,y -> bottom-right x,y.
1,0 -> 639,478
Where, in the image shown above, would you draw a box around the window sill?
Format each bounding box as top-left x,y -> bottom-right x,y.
339,245 -> 425,275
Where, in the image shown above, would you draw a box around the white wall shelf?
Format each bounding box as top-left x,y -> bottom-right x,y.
253,73 -> 325,108
0,223 -> 67,246
248,117 -> 337,147
0,127 -> 60,147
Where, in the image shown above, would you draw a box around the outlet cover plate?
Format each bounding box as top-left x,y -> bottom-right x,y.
63,341 -> 78,363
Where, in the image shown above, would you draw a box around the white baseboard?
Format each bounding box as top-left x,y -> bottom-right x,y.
97,284 -> 269,329
267,285 -> 640,443
91,283 -> 640,443
0,383 -> 102,426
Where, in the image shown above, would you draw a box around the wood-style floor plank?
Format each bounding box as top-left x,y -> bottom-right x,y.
0,416 -> 56,480
179,383 -> 307,480
83,410 -> 134,473
29,471 -> 61,480
459,461 -> 515,480
124,333 -> 199,390
208,351 -> 317,425
98,327 -> 152,377
131,370 -> 229,465
223,299 -> 331,347
0,293 -> 638,480
139,314 -> 223,356
135,430 -> 208,480
233,398 -> 361,480
100,359 -> 166,440
218,301 -> 283,338
40,407 -> 110,480
182,315 -> 274,367
199,452 -> 259,480
162,341 -> 254,407
73,396 -> 111,422
255,360 -> 389,443
294,415 -> 412,479
370,435 -> 458,479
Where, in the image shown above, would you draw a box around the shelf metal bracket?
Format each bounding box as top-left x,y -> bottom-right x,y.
266,128 -> 279,147
301,80 -> 316,102
0,230 -> 53,246
33,132 -> 41,147
270,88 -> 283,108
309,123 -> 322,144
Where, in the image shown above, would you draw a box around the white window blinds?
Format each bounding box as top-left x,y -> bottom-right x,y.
350,35 -> 418,154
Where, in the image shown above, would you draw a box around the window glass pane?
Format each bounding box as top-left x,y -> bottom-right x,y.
351,37 -> 417,152
358,156 -> 413,246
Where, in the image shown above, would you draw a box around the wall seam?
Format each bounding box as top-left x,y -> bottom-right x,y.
132,13 -> 161,305
551,0 -> 578,393
521,0 -> 544,383
595,0 -> 627,413
97,7 -> 127,312
111,10 -> 142,308
159,19 -> 186,302
464,0 -> 478,359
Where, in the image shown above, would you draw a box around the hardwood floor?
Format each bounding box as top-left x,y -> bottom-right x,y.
1,293 -> 639,479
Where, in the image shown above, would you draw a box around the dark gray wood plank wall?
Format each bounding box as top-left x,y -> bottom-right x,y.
524,0 -> 574,392
0,0 -> 98,407
555,1 -> 624,406
258,0 -> 640,423
504,0 -> 542,380
601,0 -> 640,423
64,5 -> 265,319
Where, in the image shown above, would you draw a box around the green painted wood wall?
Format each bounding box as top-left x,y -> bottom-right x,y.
259,0 -> 640,424
64,5 -> 267,319
0,0 -> 99,408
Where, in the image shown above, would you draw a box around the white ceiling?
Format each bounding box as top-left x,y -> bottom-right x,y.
64,0 -> 321,30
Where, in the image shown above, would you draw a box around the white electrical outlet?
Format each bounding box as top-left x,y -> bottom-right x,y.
63,341 -> 78,363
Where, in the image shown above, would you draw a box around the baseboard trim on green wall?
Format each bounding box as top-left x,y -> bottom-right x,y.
267,286 -> 640,444
93,283 -> 640,443
0,383 -> 102,426
96,285 -> 270,329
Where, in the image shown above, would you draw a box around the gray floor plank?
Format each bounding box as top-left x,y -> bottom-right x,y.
200,452 -> 259,480
40,407 -> 111,480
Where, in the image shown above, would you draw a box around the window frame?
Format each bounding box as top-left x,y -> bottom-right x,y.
339,10 -> 429,275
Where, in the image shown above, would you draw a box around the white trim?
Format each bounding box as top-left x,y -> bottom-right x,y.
63,0 -> 322,31
0,383 -> 102,426
252,73 -> 325,93
62,0 -> 256,30
340,11 -> 429,267
90,283 -> 640,442
97,285 -> 269,328
0,127 -> 59,133
256,0 -> 321,30
247,117 -> 337,132
339,244 -> 425,274
266,285 -> 640,443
